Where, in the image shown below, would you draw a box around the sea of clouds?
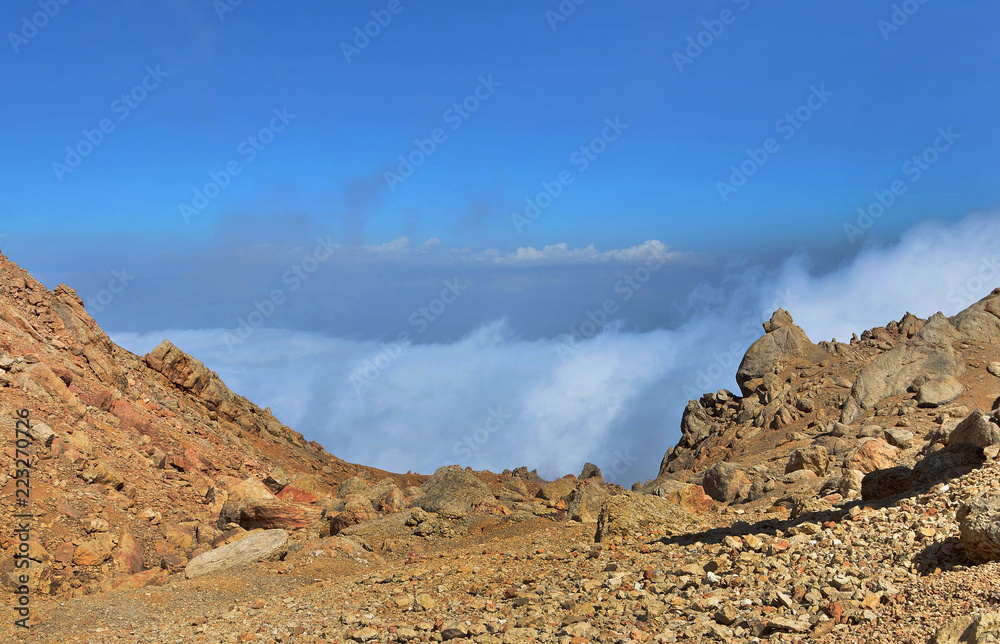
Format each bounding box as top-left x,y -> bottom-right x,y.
113,211 -> 1000,485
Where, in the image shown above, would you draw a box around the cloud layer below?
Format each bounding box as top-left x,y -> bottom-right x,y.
112,211 -> 1000,484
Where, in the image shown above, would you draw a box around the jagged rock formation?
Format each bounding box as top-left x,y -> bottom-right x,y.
655,294 -> 1000,513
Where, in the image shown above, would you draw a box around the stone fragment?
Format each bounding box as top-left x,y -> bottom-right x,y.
184,529 -> 289,579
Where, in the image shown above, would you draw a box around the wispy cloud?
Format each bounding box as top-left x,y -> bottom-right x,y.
302,237 -> 686,267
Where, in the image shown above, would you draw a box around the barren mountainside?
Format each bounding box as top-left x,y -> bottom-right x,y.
3,251 -> 1000,643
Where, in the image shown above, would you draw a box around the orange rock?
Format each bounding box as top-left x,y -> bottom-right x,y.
73,538 -> 112,566
847,439 -> 900,474
277,486 -> 318,504
53,542 -> 75,563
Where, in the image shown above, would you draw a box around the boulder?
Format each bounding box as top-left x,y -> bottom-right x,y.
17,362 -> 80,405
911,442 -> 985,490
579,463 -> 603,479
701,462 -> 752,504
930,612 -> 1000,644
838,468 -> 865,499
415,466 -> 495,519
594,493 -> 700,542
82,460 -> 126,490
841,314 -> 966,424
918,375 -> 965,407
502,477 -> 529,500
846,439 -> 899,474
29,421 -> 56,447
144,340 -> 231,413
73,536 -> 113,566
785,445 -> 831,476
567,481 -> 610,523
675,401 -> 713,450
950,410 -> 1000,449
861,466 -> 913,501
376,486 -> 406,513
184,529 -> 289,579
113,531 -> 145,574
537,477 -> 578,506
288,473 -> 326,494
225,476 -> 277,501
884,427 -> 915,450
640,479 -> 715,513
329,494 -> 376,534
735,310 -> 814,396
337,476 -> 371,498
958,493 -> 1000,564
262,467 -> 290,493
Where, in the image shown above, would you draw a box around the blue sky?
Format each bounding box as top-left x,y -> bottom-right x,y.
2,1 -> 999,482
3,1 -> 997,255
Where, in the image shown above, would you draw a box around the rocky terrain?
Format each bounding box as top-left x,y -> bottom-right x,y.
3,248 -> 1000,643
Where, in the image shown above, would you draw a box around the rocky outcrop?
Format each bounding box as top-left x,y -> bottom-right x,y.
567,480 -> 610,523
951,287 -> 1000,344
537,477 -> 577,507
144,340 -> 236,418
785,445 -> 831,476
219,498 -> 324,531
735,309 -> 816,396
594,493 -> 700,542
846,439 -> 900,474
415,466 -> 495,519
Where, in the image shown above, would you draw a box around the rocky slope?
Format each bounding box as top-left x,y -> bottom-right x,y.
0,251 -> 429,599
3,250 -> 1000,643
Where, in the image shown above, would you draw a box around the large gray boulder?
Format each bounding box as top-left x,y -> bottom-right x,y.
184,529 -> 288,579
950,410 -> 1000,449
918,375 -> 965,407
958,492 -> 1000,564
735,309 -> 814,396
416,465 -> 495,519
841,313 -> 966,424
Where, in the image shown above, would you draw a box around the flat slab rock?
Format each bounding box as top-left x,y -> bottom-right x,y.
184,529 -> 289,579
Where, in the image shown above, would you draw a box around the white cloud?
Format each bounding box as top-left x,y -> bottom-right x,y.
112,211 -> 1000,486
316,237 -> 685,267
